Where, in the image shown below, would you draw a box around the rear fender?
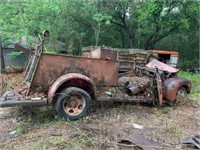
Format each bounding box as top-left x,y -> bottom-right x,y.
163,77 -> 192,101
48,73 -> 96,104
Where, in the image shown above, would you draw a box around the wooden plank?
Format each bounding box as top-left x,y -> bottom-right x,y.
15,44 -> 34,55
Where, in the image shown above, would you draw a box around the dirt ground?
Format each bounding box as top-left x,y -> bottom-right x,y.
0,99 -> 199,150
0,73 -> 199,150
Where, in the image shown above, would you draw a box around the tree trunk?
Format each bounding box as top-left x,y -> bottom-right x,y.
0,37 -> 5,73
122,18 -> 134,48
126,31 -> 133,48
119,30 -> 125,48
145,40 -> 155,50
113,12 -> 134,48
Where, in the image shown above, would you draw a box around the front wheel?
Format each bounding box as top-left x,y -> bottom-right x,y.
56,87 -> 91,120
174,87 -> 188,106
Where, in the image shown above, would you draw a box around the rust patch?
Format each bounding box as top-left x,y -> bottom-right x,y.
48,73 -> 97,104
30,53 -> 118,93
118,77 -> 152,95
163,77 -> 192,101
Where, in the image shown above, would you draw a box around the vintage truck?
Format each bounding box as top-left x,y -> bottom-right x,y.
0,31 -> 192,120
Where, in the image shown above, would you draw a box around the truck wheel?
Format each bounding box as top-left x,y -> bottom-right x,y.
56,87 -> 91,120
175,87 -> 188,106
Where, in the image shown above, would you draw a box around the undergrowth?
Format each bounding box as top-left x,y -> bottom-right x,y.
178,71 -> 200,83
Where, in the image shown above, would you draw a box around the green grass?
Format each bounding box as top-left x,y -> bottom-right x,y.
178,71 -> 200,83
178,71 -> 200,99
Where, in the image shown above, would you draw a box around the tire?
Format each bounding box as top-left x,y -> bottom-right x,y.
56,87 -> 91,121
174,87 -> 188,106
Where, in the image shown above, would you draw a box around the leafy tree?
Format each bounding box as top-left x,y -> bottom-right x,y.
0,0 -> 61,49
136,0 -> 199,49
101,0 -> 138,48
0,0 -> 198,62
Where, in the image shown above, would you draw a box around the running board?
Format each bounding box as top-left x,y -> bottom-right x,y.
0,98 -> 47,107
96,97 -> 148,103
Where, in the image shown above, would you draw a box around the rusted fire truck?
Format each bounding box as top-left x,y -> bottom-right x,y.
0,31 -> 192,120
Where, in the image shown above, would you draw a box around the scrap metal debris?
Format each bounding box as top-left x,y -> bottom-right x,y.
132,123 -> 144,129
119,135 -> 171,150
182,135 -> 200,149
146,59 -> 179,73
118,76 -> 152,95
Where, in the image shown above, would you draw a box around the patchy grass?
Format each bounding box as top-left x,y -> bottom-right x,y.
178,71 -> 200,99
178,71 -> 200,83
0,72 -> 199,150
1,102 -> 199,150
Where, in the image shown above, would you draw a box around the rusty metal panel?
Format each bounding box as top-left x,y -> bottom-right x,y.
47,73 -> 97,103
100,48 -> 117,60
146,59 -> 179,73
90,47 -> 117,60
163,77 -> 192,101
150,50 -> 178,55
30,53 -> 118,90
119,135 -> 170,150
15,44 -> 34,55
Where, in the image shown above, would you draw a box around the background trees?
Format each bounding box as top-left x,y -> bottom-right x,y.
0,0 -> 198,65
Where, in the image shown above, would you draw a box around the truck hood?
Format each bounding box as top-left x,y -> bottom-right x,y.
146,59 -> 179,73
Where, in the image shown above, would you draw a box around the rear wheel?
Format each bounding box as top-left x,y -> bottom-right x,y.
56,87 -> 91,120
174,87 -> 188,106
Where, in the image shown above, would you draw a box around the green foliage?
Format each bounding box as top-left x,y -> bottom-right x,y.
0,0 -> 198,60
136,0 -> 198,49
179,58 -> 199,68
8,51 -> 24,58
178,71 -> 200,84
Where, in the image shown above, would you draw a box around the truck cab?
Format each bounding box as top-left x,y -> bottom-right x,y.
150,50 -> 179,68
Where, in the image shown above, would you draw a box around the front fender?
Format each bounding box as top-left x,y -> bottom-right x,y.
48,73 -> 96,104
163,77 -> 192,101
